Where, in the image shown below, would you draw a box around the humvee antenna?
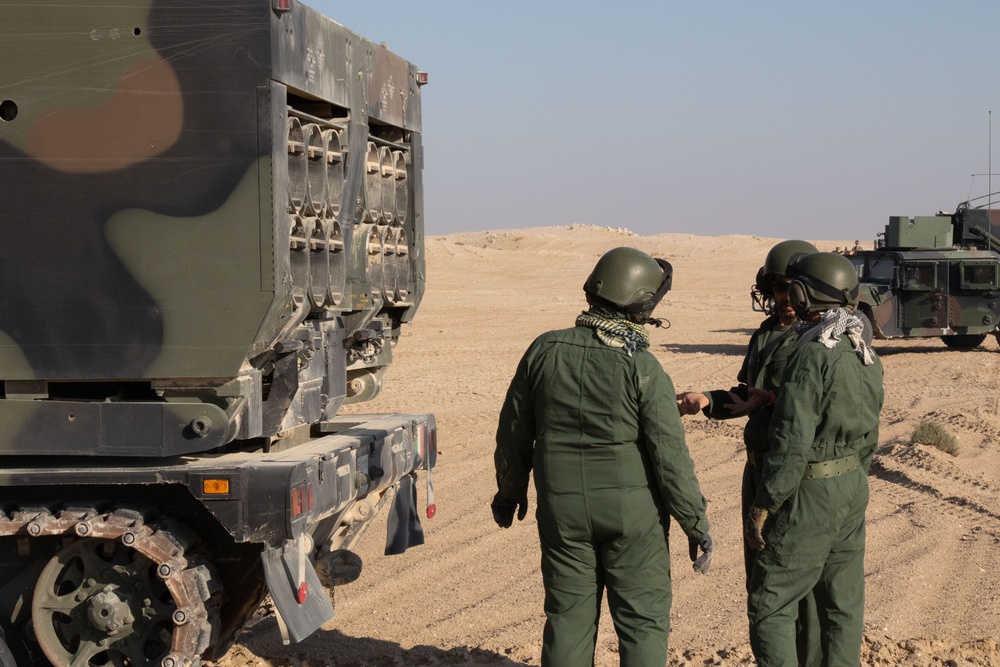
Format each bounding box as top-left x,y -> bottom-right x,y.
968,111 -> 995,211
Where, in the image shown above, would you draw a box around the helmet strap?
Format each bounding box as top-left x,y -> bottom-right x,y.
786,263 -> 859,306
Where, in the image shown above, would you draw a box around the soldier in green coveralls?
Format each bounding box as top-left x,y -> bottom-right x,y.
744,252 -> 884,667
676,239 -> 824,666
492,247 -> 714,667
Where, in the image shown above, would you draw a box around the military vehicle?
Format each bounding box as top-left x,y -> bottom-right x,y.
0,1 -> 436,665
847,205 -> 1000,349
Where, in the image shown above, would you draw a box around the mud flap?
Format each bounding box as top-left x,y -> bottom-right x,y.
261,537 -> 334,644
385,472 -> 425,555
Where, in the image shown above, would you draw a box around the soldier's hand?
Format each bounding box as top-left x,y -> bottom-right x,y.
676,392 -> 709,416
688,532 -> 714,574
491,493 -> 528,528
744,507 -> 769,551
724,387 -> 771,416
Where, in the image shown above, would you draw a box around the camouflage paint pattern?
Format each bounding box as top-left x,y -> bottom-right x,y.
849,209 -> 1000,344
0,0 -> 426,454
0,4 -> 435,663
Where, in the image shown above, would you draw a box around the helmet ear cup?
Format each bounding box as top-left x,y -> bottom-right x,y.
788,280 -> 810,316
635,292 -> 656,313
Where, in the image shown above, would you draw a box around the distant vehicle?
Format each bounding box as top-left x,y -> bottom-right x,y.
0,1 -> 435,665
848,205 -> 1000,349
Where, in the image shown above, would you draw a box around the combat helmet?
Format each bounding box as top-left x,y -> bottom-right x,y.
755,239 -> 819,298
584,247 -> 672,315
786,252 -> 860,316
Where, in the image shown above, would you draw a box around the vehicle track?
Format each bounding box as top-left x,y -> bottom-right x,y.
870,445 -> 1000,542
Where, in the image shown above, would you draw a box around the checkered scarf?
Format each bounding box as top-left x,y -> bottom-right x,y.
576,306 -> 650,357
793,308 -> 876,365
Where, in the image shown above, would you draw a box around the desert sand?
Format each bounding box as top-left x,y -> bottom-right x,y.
211,226 -> 1000,666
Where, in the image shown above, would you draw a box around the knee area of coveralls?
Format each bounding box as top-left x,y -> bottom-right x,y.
541,582 -> 603,667
606,583 -> 672,635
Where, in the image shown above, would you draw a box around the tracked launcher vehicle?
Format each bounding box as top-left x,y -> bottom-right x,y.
848,205 -> 1000,349
0,1 -> 437,665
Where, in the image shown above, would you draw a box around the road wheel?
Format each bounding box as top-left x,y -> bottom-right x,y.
33,538 -> 177,666
0,507 -> 221,667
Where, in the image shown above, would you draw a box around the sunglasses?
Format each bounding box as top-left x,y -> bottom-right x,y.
771,280 -> 792,294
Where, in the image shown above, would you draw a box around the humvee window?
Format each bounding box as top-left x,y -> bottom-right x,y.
902,264 -> 937,290
960,262 -> 999,289
867,258 -> 893,283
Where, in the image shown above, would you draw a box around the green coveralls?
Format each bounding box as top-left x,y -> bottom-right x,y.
748,333 -> 884,667
702,315 -> 822,665
495,325 -> 709,667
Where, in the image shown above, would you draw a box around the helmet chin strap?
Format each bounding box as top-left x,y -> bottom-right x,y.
633,312 -> 670,329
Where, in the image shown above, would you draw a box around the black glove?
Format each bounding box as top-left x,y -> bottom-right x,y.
688,532 -> 714,574
491,492 -> 528,528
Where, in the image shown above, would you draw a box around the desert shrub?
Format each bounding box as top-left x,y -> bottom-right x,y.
910,420 -> 960,456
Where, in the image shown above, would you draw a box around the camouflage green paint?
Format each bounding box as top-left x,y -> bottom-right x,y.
104,160 -> 276,378
0,2 -> 170,163
0,0 -> 273,379
850,209 -> 1000,343
0,398 -> 229,456
0,2 -> 434,663
0,0 -> 426,454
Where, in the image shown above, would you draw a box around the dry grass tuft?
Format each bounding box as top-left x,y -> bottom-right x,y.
910,419 -> 960,456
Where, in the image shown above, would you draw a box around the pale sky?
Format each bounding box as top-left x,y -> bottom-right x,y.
312,1 -> 1000,241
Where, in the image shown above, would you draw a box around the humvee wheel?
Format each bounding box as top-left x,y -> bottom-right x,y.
941,334 -> 988,349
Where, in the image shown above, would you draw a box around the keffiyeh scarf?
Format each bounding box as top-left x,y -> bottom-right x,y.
576,306 -> 649,356
793,308 -> 876,365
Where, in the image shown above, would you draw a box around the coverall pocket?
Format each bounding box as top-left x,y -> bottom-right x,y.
764,482 -> 833,564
